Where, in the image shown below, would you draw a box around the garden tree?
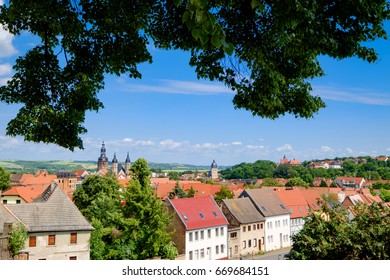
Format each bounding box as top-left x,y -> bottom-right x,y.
214,185 -> 234,204
1,1 -> 389,150
341,161 -> 358,176
379,188 -> 390,202
72,174 -> 121,212
76,158 -> 177,260
169,181 -> 187,198
168,171 -> 180,181
319,179 -> 328,188
121,159 -> 177,259
186,186 -> 196,197
8,224 -> 28,258
0,167 -> 10,191
260,177 -> 282,187
285,177 -> 309,188
288,202 -> 390,260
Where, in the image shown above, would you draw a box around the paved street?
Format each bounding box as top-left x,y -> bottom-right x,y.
238,247 -> 291,260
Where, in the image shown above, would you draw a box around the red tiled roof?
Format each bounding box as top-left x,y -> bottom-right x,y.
154,181 -> 239,200
118,178 -> 131,187
1,185 -> 49,203
273,189 -> 310,218
168,196 -> 228,230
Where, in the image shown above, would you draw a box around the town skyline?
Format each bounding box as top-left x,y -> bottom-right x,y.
1,3 -> 390,165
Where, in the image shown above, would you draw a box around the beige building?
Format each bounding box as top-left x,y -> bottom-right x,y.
209,160 -> 218,179
221,198 -> 265,259
0,185 -> 93,260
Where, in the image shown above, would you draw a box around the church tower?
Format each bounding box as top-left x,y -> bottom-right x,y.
112,152 -> 118,175
97,142 -> 109,171
209,160 -> 219,179
125,152 -> 131,176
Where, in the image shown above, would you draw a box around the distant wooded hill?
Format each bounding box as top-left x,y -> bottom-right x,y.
0,160 -> 228,174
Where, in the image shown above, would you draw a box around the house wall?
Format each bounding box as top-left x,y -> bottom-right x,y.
290,218 -> 305,239
25,231 -> 91,260
264,214 -> 290,252
185,225 -> 228,260
239,222 -> 265,257
1,195 -> 25,204
227,228 -> 240,259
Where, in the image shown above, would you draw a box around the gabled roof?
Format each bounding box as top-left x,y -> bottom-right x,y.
168,196 -> 228,230
5,186 -> 93,232
343,194 -> 365,206
222,198 -> 265,223
1,185 -> 49,203
298,188 -> 323,211
0,203 -> 20,234
239,188 -> 291,217
273,189 -> 310,218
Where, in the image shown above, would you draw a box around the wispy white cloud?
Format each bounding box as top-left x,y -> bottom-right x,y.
0,63 -> 12,76
321,145 -> 334,153
314,85 -> 390,106
120,79 -> 232,96
276,144 -> 293,152
0,24 -> 17,58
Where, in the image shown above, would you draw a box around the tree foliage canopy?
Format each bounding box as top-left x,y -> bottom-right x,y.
288,202 -> 390,260
1,1 -> 389,149
0,167 -> 10,191
73,159 -> 177,260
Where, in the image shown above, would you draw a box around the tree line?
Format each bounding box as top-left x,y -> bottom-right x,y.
220,158 -> 390,183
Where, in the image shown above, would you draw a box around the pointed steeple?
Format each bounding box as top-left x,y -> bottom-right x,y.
125,152 -> 131,163
112,152 -> 118,163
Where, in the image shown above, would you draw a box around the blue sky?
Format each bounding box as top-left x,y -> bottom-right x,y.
1,6 -> 390,166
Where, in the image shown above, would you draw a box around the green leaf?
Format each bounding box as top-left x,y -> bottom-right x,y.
211,35 -> 223,48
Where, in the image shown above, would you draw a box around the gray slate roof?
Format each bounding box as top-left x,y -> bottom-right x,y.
4,186 -> 93,233
0,204 -> 19,234
239,188 -> 291,217
222,197 -> 265,223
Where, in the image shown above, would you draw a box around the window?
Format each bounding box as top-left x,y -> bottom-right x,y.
200,249 -> 205,259
195,231 -> 199,241
200,230 -> 204,240
48,234 -> 56,246
253,238 -> 257,247
2,200 -> 7,204
189,251 -> 193,260
234,245 -> 238,254
243,226 -> 246,232
16,200 -> 21,204
199,212 -> 204,219
207,229 -> 211,238
248,225 -> 251,231
29,236 -> 37,247
248,239 -> 252,247
69,256 -> 77,260
221,245 -> 224,253
215,245 -> 219,254
215,228 -> 219,237
212,210 -> 218,217
257,224 -> 260,230
189,232 -> 193,242
242,241 -> 246,249
261,223 -> 264,229
195,250 -> 199,260
220,227 -> 224,236
230,232 -> 237,239
70,232 -> 77,244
